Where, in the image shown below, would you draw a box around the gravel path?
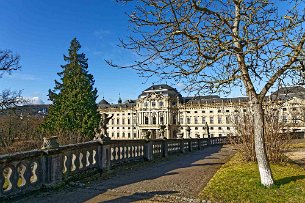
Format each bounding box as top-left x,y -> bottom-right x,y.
14,145 -> 234,203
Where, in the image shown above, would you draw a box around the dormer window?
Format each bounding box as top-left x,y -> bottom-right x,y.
152,101 -> 156,107
159,101 -> 164,107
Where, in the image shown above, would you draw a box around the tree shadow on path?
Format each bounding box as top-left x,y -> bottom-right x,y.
16,145 -> 233,203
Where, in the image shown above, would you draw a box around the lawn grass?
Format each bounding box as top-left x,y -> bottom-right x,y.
200,153 -> 305,203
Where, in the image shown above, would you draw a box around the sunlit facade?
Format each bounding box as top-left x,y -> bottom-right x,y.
98,85 -> 305,139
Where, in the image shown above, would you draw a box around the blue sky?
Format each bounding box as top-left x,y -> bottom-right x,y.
0,0 -> 153,104
0,0 -> 260,105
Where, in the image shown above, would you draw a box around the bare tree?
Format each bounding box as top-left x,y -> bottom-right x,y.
0,50 -> 20,75
108,0 -> 305,187
0,49 -> 22,109
0,90 -> 23,109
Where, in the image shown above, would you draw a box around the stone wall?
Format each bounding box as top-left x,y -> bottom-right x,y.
0,137 -> 228,199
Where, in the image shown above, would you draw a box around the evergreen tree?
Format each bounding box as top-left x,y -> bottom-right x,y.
42,38 -> 100,138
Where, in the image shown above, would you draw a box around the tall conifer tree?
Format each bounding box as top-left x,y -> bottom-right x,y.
43,38 -> 100,138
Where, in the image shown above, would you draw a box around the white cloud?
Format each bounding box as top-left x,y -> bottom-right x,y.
23,96 -> 45,105
4,73 -> 37,81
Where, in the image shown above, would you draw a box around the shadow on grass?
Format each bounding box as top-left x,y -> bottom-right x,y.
275,175 -> 305,186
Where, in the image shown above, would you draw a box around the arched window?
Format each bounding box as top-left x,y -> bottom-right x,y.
152,116 -> 157,124
173,115 -> 177,124
145,116 -> 149,124
160,116 -> 164,124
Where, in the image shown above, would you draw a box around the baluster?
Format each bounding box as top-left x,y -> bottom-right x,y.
115,146 -> 119,160
79,152 -> 84,169
17,163 -> 27,188
111,148 -> 115,161
92,149 -> 97,165
29,161 -> 38,184
86,151 -> 91,167
2,166 -> 13,192
71,154 -> 77,171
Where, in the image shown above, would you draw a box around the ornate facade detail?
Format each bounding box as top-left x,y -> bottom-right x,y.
98,85 -> 305,140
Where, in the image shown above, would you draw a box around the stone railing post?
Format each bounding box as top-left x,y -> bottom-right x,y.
197,138 -> 201,150
188,138 -> 192,152
207,136 -> 211,146
179,138 -> 185,153
161,139 -> 168,157
41,136 -> 63,187
144,140 -> 153,161
100,139 -> 111,171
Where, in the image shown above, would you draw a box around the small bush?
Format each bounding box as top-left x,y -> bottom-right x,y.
229,105 -> 292,163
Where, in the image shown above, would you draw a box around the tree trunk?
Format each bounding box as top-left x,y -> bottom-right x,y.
252,101 -> 274,187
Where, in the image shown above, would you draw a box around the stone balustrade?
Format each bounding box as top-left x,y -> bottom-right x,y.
0,137 -> 229,199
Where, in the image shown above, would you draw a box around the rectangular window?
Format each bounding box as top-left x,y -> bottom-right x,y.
226,116 -> 230,124
210,116 -> 214,124
179,117 -> 183,124
194,117 -> 198,124
202,117 -> 206,124
218,116 -> 222,124
187,117 -> 191,124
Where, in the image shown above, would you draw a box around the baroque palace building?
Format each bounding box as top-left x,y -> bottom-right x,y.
98,84 -> 305,139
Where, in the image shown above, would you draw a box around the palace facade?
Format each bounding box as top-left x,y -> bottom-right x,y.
98,84 -> 305,139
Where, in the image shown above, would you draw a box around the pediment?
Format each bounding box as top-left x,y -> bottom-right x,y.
139,92 -> 165,102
